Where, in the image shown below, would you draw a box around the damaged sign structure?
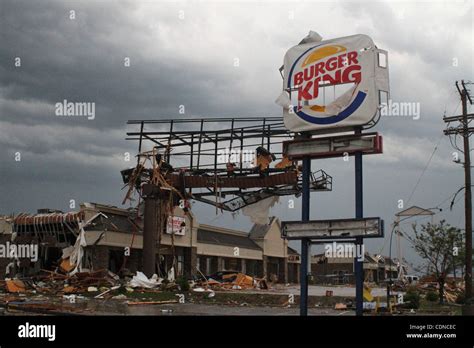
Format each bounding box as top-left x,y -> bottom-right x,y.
124,117 -> 333,279
277,31 -> 389,316
276,31 -> 389,132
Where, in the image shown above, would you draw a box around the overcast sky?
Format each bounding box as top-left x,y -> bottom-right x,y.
1,0 -> 473,271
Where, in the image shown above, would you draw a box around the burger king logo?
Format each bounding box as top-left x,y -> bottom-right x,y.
288,43 -> 366,125
278,33 -> 389,132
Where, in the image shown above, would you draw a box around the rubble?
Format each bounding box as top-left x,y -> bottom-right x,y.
1,266 -> 275,314
95,285 -> 121,299
111,294 -> 127,300
127,300 -> 178,305
5,279 -> 26,293
59,259 -> 75,273
195,272 -> 269,291
2,269 -> 120,296
391,275 -> 466,304
63,286 -> 75,294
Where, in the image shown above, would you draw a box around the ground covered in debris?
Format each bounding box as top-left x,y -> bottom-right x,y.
0,269 -> 464,316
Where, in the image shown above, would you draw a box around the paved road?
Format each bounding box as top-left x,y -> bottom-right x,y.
1,285 -> 400,316
244,285 -> 395,297
126,303 -> 355,316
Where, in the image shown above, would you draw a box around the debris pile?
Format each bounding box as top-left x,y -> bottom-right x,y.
1,268 -> 273,314
195,272 -> 268,291
443,283 -> 464,303
5,279 -> 26,293
37,269 -> 119,294
2,269 -> 271,297
2,269 -> 120,296
415,277 -> 465,303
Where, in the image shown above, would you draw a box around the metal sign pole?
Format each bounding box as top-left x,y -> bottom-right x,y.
354,128 -> 364,316
300,153 -> 311,316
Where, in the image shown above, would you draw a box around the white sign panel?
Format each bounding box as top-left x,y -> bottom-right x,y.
276,32 -> 389,132
281,217 -> 383,240
166,216 -> 186,236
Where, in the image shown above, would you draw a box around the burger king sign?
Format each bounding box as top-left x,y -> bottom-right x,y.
276,32 -> 390,133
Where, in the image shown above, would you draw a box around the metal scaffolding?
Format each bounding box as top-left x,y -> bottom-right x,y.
124,117 -> 333,211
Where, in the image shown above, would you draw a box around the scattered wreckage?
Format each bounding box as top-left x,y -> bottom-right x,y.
193,270 -> 268,291
0,264 -> 273,315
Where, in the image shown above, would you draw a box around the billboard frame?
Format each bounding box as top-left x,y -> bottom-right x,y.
283,132 -> 383,160
281,217 -> 384,240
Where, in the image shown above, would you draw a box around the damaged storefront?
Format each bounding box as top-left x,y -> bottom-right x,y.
2,211 -> 85,277
0,203 -> 300,283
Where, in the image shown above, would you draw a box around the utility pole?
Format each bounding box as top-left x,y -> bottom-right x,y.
354,127 -> 364,316
443,80 -> 473,312
460,81 -> 473,306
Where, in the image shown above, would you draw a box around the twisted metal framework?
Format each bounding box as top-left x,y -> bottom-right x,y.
125,117 -> 332,211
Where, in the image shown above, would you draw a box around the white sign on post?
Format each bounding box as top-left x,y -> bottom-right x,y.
276,32 -> 389,132
166,216 -> 186,236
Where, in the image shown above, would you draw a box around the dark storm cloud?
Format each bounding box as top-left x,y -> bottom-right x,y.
0,0 -> 270,131
0,0 -> 273,214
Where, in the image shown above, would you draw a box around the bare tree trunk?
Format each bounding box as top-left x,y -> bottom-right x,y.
438,278 -> 445,304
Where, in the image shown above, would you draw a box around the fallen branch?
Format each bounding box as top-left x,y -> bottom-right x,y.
126,300 -> 178,305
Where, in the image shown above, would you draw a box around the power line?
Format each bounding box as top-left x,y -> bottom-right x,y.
436,190 -> 458,210
446,100 -> 464,153
378,207 -> 439,255
450,187 -> 467,210
406,135 -> 444,205
381,90 -> 466,256
405,89 -> 463,206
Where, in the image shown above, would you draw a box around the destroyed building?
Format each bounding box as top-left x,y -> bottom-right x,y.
0,203 -> 300,283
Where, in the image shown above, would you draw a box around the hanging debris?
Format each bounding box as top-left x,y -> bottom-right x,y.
125,118 -> 333,213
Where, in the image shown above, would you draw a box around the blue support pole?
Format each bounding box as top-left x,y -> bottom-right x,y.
355,128 -> 364,316
300,155 -> 311,316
